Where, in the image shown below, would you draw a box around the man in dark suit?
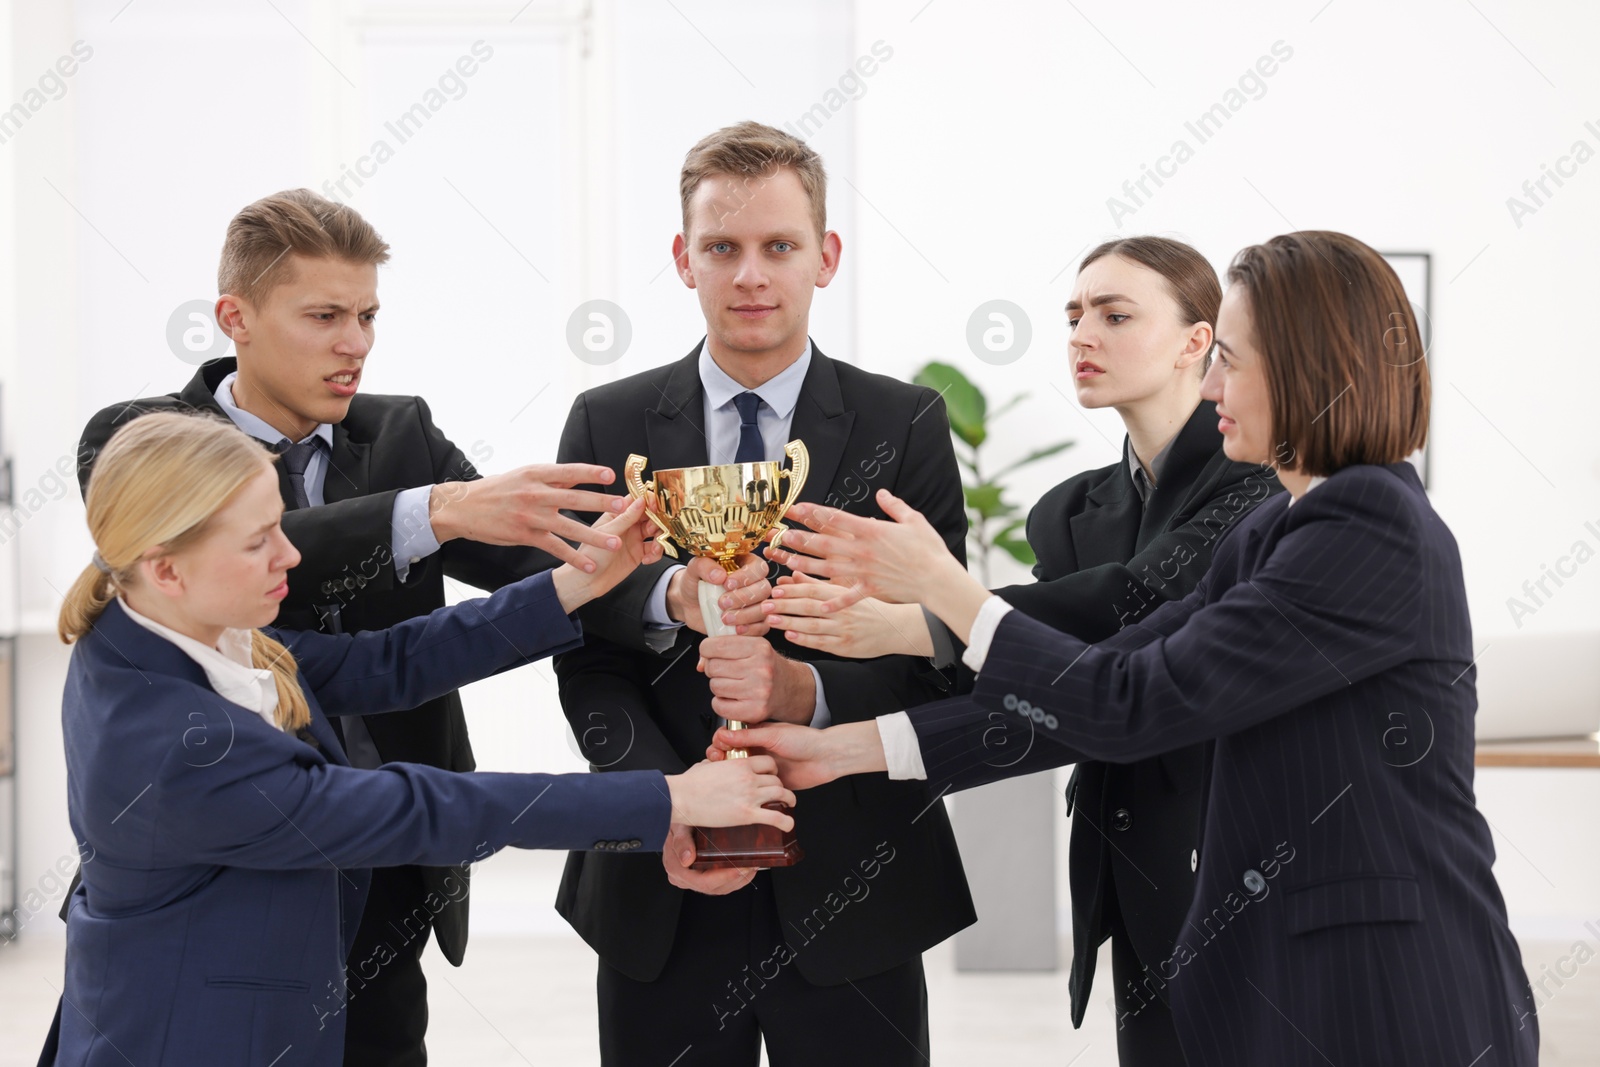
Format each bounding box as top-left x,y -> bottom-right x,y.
75,189 -> 625,1067
553,122 -> 975,1064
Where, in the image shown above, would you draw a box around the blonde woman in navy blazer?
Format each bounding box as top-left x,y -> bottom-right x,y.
725,233 -> 1537,1065
44,412 -> 793,1066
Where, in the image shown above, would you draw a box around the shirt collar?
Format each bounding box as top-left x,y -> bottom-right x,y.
698,340 -> 812,420
1287,474 -> 1329,507
118,597 -> 281,727
1125,434 -> 1175,505
215,371 -> 335,450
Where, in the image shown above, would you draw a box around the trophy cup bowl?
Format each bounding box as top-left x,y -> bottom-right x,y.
624,441 -> 809,870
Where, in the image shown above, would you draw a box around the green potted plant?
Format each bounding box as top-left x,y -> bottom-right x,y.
913,361 -> 1074,585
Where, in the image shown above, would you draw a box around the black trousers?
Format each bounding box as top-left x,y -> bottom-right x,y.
341,865 -> 435,1067
597,872 -> 929,1066
1105,891 -> 1189,1066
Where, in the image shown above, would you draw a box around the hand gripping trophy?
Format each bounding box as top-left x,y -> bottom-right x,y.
624,441 -> 809,870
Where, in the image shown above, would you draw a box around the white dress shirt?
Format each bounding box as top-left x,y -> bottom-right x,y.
214,373 -> 440,582
119,598 -> 281,727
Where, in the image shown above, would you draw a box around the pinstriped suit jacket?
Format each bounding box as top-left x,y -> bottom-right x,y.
909,462 -> 1537,1066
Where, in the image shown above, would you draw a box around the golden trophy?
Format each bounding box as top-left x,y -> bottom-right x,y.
624,441 -> 809,870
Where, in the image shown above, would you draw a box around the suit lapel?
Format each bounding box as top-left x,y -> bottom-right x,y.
786,344 -> 852,506
643,346 -> 712,471
322,429 -> 372,506
1136,401 -> 1222,550
99,602 -> 344,764
1067,458 -> 1140,569
305,708 -> 349,766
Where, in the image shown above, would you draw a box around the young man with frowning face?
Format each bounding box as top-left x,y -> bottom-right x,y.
552,121 -> 976,1065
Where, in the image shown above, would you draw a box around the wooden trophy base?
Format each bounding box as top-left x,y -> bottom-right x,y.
689,804 -> 803,870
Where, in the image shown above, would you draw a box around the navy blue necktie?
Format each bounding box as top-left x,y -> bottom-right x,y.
276,438 -> 322,510
733,392 -> 765,463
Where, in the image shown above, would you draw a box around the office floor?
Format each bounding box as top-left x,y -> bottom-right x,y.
4,931 -> 1595,1065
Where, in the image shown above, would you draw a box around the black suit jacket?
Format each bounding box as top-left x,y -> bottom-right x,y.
911,463 -> 1537,1065
992,400 -> 1280,1026
76,358 -> 559,965
553,342 -> 976,985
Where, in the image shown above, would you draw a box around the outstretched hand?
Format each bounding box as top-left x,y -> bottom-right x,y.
705,720 -> 889,792
666,755 -> 796,830
763,576 -> 933,659
767,491 -> 965,606
551,496 -> 664,612
430,462 -> 628,564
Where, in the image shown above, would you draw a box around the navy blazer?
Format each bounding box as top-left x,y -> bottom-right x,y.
51,572 -> 670,1067
909,464 -> 1537,1065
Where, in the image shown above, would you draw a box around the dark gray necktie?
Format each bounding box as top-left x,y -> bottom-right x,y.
733,392 -> 765,463
277,438 -> 321,509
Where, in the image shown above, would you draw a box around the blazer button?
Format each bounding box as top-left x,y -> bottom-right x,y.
344,577 -> 357,590
321,581 -> 335,595
594,841 -> 608,851
1190,849 -> 1198,872
1242,868 -> 1267,895
628,839 -> 642,849
1111,808 -> 1132,832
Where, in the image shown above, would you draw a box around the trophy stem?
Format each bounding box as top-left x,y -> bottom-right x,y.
689,568 -> 802,870
697,577 -> 748,758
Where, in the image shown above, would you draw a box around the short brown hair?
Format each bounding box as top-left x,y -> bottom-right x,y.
1081,236 -> 1221,370
1227,231 -> 1429,476
679,121 -> 827,238
217,189 -> 390,305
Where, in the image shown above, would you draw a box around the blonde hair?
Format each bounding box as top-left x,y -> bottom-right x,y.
679,121 -> 828,238
217,188 -> 391,306
59,412 -> 311,733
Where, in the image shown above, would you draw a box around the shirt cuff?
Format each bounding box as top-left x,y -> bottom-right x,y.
805,664 -> 830,729
960,596 -> 1016,673
876,712 -> 928,780
641,565 -> 688,653
391,486 -> 442,584
643,565 -> 687,628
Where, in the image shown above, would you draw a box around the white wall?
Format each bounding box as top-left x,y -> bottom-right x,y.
5,0 -> 1599,938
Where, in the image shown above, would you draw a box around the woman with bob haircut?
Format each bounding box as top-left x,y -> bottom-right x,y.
715,232 -> 1538,1065
45,411 -> 794,1066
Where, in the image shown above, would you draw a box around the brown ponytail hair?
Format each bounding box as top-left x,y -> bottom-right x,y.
59,412 -> 311,733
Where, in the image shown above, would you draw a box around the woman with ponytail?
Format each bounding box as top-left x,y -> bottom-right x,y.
45,411 -> 795,1067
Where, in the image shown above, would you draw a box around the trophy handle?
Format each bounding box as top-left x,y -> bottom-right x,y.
623,453 -> 680,559
775,440 -> 809,518
767,440 -> 810,555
